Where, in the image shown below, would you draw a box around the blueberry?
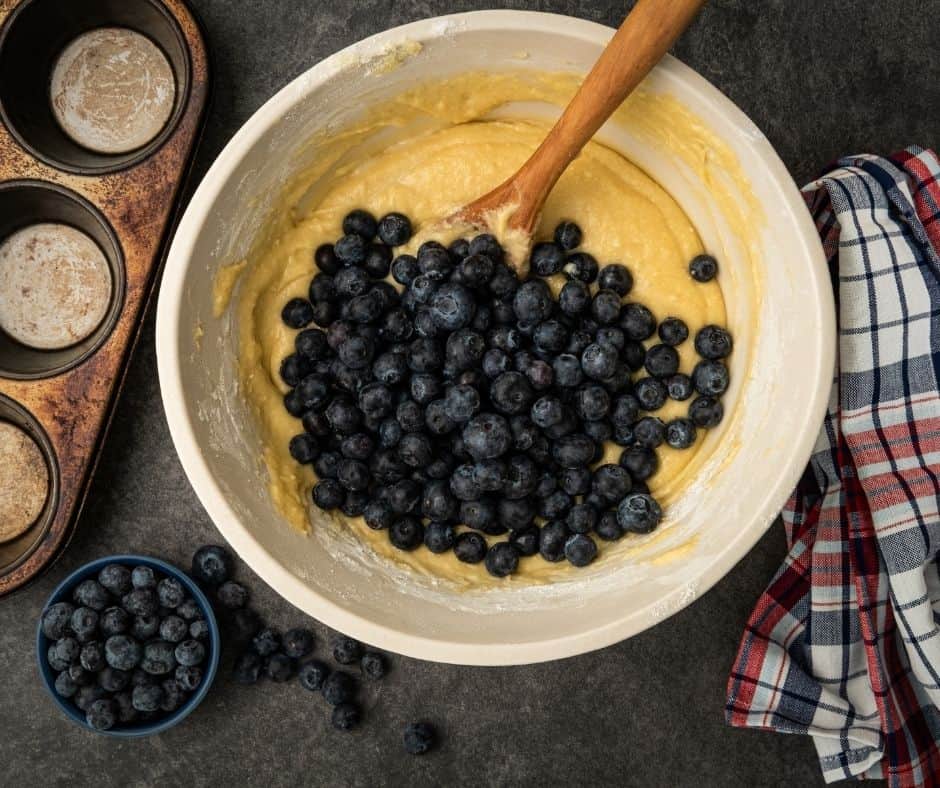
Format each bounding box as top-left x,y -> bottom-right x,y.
484,542 -> 519,578
617,493 -> 663,534
428,282 -> 474,330
376,212 -> 412,246
314,243 -> 340,274
530,242 -> 566,276
141,640 -> 176,675
335,233 -> 368,266
566,503 -> 597,535
620,303 -> 656,340
325,396 -> 364,435
591,289 -> 622,325
490,372 -> 534,416
462,413 -> 512,460
69,607 -> 98,642
131,614 -> 160,640
187,619 -> 209,642
454,532 -> 487,563
664,373 -> 692,401
337,334 -> 374,370
369,450 -> 407,484
105,635 -> 142,671
402,721 -> 436,755
444,384 -> 480,423
634,377 -> 667,411
657,317 -> 689,347
564,252 -> 598,283
98,564 -> 132,597
558,467 -> 590,497
282,297 -> 315,329
424,521 -> 456,553
645,344 -> 680,378
158,616 -> 187,644
41,602 -> 75,640
322,670 -> 356,705
264,653 -> 294,682
445,328 -> 486,372
51,636 -> 80,668
310,300 -> 337,326
192,545 -> 232,587
513,280 -> 553,323
54,670 -> 79,698
361,500 -> 392,531
506,526 -> 538,556
573,384 -> 611,422
689,395 -> 724,428
487,325 -> 523,353
666,418 -> 697,449
692,360 -> 730,396
295,659 -> 330,692
418,245 -> 453,278
347,290 -> 384,323
552,434 -> 595,468
214,581 -> 247,611
154,578 -> 185,610
694,325 -> 733,360
330,702 -> 361,732
502,455 -> 538,500
371,353 -> 407,388
565,534 -> 598,567
425,399 -> 456,436
392,254 -> 419,286
78,640 -> 104,672
457,253 -> 495,287
132,683 -> 163,712
595,511 -> 623,541
362,244 -> 392,279
551,354 -> 583,389
581,342 -> 618,380
158,678 -> 185,712
530,395 -> 563,429
538,521 -> 568,562
85,698 -> 117,731
555,281 -> 588,320
619,447 -> 657,482
336,458 -> 371,491
689,253 -> 718,282
342,209 -> 377,240
73,579 -> 111,611
597,264 -> 633,296
549,220 -> 584,252
406,337 -> 444,373
633,417 -> 665,448
389,516 -> 424,550
468,233 -> 504,262
421,480 -> 458,521
309,272 -> 337,304
175,639 -> 206,668
385,479 -> 421,514
250,628 -> 280,658
233,651 -> 263,685
341,491 -> 369,517
175,664 -> 202,692
358,650 -> 387,681
592,464 -> 632,504
99,666 -> 130,693
334,266 -> 371,299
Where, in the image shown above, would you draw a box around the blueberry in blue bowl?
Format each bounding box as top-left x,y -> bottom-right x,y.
36,555 -> 220,737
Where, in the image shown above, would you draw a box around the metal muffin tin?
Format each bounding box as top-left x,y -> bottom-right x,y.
0,0 -> 209,596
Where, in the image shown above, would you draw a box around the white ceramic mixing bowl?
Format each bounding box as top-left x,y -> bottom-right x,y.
156,11 -> 834,665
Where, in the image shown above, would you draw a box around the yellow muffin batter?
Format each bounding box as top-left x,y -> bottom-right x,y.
232,71 -> 729,587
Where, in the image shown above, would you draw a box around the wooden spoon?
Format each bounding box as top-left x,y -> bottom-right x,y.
449,0 -> 706,275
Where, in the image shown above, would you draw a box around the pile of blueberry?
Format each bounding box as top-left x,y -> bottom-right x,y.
201,544 -> 436,751
278,209 -> 732,577
41,562 -> 210,731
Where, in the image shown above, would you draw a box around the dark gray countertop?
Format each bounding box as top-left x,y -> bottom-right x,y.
2,1 -> 937,785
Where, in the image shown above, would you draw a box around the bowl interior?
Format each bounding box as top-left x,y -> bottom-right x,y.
36,555 -> 220,736
157,12 -> 832,664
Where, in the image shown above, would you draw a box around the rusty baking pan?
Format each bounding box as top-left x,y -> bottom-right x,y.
0,0 -> 209,596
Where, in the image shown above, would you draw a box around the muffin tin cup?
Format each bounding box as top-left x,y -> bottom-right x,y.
0,0 -> 209,597
0,0 -> 192,175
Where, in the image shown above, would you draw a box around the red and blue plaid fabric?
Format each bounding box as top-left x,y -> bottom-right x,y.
725,146 -> 940,786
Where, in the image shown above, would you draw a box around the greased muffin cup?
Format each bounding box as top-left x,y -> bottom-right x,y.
0,0 -> 209,597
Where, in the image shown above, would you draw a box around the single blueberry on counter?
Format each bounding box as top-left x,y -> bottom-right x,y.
321,670 -> 356,706
283,628 -> 314,659
299,659 -> 331,691
192,545 -> 232,587
404,722 -> 437,755
360,651 -> 387,680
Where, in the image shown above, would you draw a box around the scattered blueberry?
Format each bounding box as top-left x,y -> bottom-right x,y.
299,659 -> 331,691
283,628 -> 314,659
265,653 -> 294,682
192,545 -> 233,586
233,651 -> 263,685
403,722 -> 437,755
321,671 -> 356,706
332,636 -> 363,665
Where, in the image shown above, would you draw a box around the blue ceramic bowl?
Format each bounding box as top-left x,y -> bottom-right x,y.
36,554 -> 220,737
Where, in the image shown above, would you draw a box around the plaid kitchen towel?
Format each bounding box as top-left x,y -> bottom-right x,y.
725,146 -> 940,786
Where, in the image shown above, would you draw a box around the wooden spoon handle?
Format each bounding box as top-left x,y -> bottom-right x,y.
509,0 -> 707,233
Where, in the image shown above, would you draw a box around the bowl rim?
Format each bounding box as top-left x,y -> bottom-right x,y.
155,9 -> 835,665
36,554 -> 220,737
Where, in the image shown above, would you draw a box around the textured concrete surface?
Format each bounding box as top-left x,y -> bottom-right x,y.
2,1 -> 937,786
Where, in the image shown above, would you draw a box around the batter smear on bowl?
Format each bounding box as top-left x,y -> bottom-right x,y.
233,73 -> 734,586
